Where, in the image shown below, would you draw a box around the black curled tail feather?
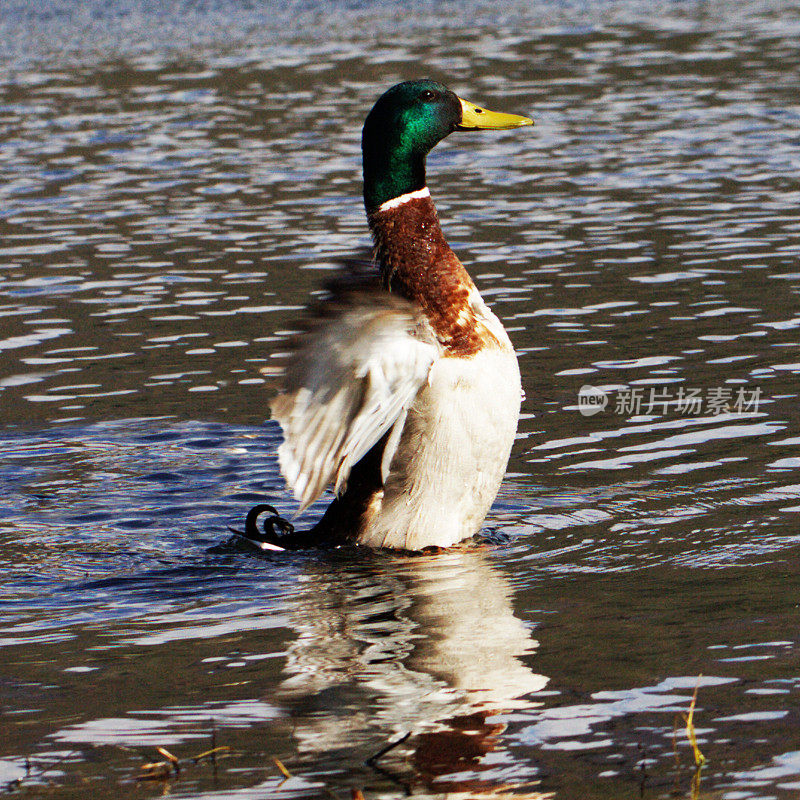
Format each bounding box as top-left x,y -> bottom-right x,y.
219,503 -> 344,552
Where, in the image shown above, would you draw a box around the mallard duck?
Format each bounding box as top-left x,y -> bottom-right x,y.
249,80 -> 532,552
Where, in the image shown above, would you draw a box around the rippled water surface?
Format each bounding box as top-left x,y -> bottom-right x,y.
1,1 -> 799,798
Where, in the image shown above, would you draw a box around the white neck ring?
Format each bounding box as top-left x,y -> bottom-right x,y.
378,186 -> 430,212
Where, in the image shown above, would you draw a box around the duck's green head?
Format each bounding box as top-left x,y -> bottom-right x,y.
362,79 -> 532,212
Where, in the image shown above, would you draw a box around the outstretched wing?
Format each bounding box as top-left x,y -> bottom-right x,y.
269,281 -> 440,512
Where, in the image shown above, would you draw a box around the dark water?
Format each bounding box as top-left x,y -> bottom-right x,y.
1,0 -> 800,797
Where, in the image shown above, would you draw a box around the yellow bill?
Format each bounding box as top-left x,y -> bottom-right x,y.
456,96 -> 533,130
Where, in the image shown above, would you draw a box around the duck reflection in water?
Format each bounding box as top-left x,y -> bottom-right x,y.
272,549 -> 549,795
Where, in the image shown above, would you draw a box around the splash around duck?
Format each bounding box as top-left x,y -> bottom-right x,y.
239,80 -> 532,552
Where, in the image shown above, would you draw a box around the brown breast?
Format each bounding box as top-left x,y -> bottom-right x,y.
368,192 -> 500,357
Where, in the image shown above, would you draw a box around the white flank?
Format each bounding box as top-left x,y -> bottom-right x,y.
359,342 -> 522,550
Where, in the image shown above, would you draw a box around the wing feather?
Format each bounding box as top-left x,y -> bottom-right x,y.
269,283 -> 439,512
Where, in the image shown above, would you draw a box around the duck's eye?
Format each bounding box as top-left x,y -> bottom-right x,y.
421,90 -> 438,102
